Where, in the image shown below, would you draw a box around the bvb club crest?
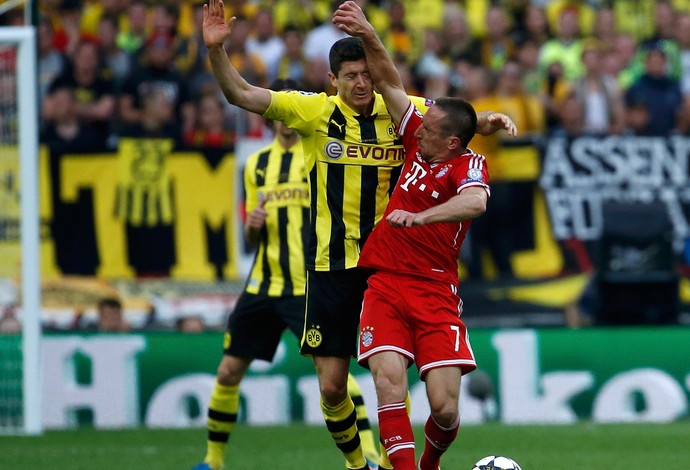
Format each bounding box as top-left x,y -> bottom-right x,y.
305,326 -> 322,348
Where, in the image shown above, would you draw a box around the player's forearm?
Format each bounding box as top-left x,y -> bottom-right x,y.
475,111 -> 494,136
416,191 -> 487,225
208,45 -> 267,114
360,29 -> 402,92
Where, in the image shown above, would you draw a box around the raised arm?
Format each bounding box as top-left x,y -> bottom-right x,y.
333,1 -> 410,124
203,0 -> 271,115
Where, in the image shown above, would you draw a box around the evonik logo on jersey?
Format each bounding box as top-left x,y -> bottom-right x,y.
323,140 -> 405,161
263,187 -> 309,203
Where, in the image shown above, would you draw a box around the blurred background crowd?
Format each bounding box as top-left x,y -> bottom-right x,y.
1,0 -> 690,332
16,0 -> 690,151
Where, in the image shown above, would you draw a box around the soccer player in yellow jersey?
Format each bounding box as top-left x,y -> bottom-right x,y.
192,79 -> 377,470
202,2 -> 514,469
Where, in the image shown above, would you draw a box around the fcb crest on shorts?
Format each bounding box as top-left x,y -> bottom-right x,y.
360,326 -> 374,348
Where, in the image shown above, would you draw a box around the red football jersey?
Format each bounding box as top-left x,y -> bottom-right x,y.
358,102 -> 490,285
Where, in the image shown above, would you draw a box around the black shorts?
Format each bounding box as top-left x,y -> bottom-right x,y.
224,292 -> 305,362
300,268 -> 371,358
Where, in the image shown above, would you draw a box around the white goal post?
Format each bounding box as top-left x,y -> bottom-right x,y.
0,25 -> 41,435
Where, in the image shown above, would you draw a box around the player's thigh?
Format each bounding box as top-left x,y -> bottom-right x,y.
224,292 -> 288,361
358,272 -> 414,368
409,281 -> 476,378
302,268 -> 370,357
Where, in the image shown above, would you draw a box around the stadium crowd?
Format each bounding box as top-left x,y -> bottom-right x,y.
28,0 -> 690,151
1,0 -> 688,331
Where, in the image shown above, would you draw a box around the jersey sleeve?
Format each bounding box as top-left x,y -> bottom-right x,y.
243,151 -> 261,214
264,90 -> 327,136
456,153 -> 490,197
396,101 -> 423,150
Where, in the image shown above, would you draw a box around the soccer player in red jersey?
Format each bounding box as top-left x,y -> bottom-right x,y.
334,3 -> 517,470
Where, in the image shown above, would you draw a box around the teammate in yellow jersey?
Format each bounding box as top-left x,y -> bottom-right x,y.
192,79 -> 377,470
202,2 -> 515,468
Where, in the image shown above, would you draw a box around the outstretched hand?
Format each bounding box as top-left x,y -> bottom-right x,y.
332,0 -> 374,38
484,113 -> 518,137
202,0 -> 235,48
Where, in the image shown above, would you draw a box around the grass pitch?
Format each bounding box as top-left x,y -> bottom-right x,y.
1,422 -> 688,469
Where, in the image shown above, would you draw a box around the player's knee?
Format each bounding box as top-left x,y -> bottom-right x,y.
429,402 -> 459,428
372,372 -> 407,404
216,357 -> 248,386
319,376 -> 349,404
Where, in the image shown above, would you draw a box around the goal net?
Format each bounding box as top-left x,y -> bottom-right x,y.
0,25 -> 41,435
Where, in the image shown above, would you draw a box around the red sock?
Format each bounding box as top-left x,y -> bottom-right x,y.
419,415 -> 459,470
378,402 -> 416,470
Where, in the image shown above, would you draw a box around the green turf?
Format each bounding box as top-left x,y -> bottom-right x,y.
1,422 -> 688,469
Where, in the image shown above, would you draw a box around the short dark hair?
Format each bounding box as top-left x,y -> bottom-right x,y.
269,78 -> 302,92
97,297 -> 122,312
434,97 -> 477,148
329,37 -> 366,76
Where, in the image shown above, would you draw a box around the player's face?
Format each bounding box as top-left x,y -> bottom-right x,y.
414,105 -> 451,162
329,59 -> 374,114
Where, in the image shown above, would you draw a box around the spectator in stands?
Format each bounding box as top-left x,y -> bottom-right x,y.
677,13 -> 690,133
184,1 -> 220,100
38,15 -> 66,102
441,5 -> 472,64
272,0 -> 325,33
184,93 -> 236,149
97,14 -> 131,88
0,304 -> 21,334
678,13 -> 690,97
40,85 -> 102,153
545,0 -> 595,38
513,39 -> 541,97
118,31 -> 194,134
381,0 -> 418,64
516,4 -> 551,47
414,28 -> 450,98
624,43 -> 682,136
300,56 -> 333,94
246,9 -> 285,82
622,93 -> 651,136
43,40 -> 116,145
96,297 -> 130,332
116,0 -> 149,56
80,0 -> 127,39
573,40 -> 625,135
51,0 -> 84,57
275,25 -> 308,82
176,315 -> 206,333
467,60 -> 545,279
303,0 -> 348,64
539,8 -> 584,81
223,0 -> 258,21
468,5 -> 518,71
223,15 -> 267,87
551,93 -> 585,137
592,6 -> 617,46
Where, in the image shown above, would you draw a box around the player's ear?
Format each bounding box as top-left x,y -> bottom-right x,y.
327,71 -> 338,88
448,135 -> 460,151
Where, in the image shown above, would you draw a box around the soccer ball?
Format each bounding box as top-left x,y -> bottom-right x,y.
471,455 -> 522,470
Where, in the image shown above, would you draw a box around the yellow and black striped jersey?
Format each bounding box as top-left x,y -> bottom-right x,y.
264,91 -> 429,271
243,138 -> 309,296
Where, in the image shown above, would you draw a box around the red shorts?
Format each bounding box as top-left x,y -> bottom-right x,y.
357,271 -> 476,379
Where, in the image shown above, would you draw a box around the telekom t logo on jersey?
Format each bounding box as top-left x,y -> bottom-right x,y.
400,161 -> 427,192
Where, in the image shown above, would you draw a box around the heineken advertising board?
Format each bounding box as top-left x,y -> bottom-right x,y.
5,327 -> 688,429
